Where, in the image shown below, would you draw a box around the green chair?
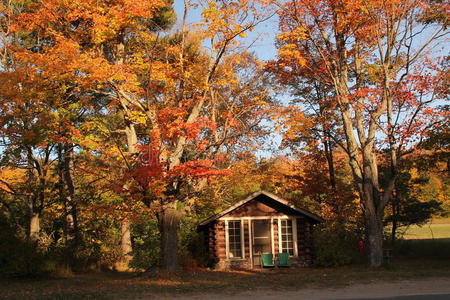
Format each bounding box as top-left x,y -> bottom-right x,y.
260,253 -> 275,268
277,252 -> 291,268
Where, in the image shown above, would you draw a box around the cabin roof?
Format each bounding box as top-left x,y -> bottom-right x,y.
198,190 -> 324,227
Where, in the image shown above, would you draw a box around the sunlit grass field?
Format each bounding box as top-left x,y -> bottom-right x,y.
402,218 -> 450,240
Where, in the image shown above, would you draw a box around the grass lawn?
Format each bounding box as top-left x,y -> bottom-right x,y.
401,218 -> 450,239
1,259 -> 450,300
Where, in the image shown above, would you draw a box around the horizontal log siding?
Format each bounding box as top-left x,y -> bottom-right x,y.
296,218 -> 313,266
214,221 -> 227,260
244,220 -> 250,258
273,219 -> 279,253
208,224 -> 216,263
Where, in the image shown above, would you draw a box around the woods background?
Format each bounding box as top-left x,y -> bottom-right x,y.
0,0 -> 448,275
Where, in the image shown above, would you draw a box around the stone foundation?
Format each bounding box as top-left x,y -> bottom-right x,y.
215,255 -> 312,270
215,258 -> 253,270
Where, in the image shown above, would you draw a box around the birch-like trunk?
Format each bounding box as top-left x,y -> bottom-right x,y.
29,211 -> 40,242
117,121 -> 138,269
120,219 -> 133,265
63,144 -> 78,258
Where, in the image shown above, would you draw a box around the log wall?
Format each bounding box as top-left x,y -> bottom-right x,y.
205,217 -> 317,269
296,218 -> 314,266
273,219 -> 279,254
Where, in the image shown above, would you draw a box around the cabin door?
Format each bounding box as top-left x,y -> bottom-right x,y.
252,219 -> 272,267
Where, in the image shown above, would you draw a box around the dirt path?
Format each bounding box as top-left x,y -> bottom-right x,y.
164,278 -> 450,300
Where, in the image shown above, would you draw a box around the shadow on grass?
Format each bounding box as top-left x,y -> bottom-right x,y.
393,238 -> 450,260
1,259 -> 450,300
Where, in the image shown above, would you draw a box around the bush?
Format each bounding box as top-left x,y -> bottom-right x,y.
394,238 -> 450,259
0,215 -> 60,277
130,217 -> 160,270
179,217 -> 210,268
314,223 -> 362,267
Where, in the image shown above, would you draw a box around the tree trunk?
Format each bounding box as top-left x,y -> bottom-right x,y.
323,137 -> 336,190
391,216 -> 397,244
159,205 -> 182,271
365,210 -> 384,267
116,122 -> 138,269
360,172 -> 385,267
391,195 -> 399,244
120,219 -> 133,265
63,144 -> 78,255
29,211 -> 40,242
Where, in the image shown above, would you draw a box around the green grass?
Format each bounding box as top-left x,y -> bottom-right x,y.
1,259 -> 450,300
401,218 -> 450,240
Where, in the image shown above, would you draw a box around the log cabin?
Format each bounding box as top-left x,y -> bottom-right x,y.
198,190 -> 324,269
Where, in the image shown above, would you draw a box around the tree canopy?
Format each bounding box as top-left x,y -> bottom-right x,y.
0,0 -> 448,273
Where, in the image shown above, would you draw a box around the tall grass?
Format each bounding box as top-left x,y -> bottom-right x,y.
394,238 -> 450,260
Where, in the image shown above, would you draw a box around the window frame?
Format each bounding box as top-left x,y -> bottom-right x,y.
225,220 -> 245,259
278,218 -> 298,257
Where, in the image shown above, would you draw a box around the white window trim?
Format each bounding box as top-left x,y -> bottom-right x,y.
225,219 -> 245,260
278,218 -> 282,253
225,220 -> 229,259
278,217 -> 299,257
270,217 -> 275,256
219,216 -> 290,221
248,219 -> 253,265
293,218 -> 299,257
241,220 -> 245,259
222,216 -> 299,261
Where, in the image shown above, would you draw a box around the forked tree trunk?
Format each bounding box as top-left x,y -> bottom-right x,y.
159,205 -> 182,271
116,122 -> 138,269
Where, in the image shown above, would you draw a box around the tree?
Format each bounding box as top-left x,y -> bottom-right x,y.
385,161 -> 443,243
6,0 -> 274,271
270,0 -> 448,266
104,0 -> 274,270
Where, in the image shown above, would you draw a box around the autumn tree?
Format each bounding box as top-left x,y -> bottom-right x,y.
5,0 -> 274,272
270,0 -> 448,266
105,0 -> 274,270
0,44 -> 63,243
6,0 -> 178,269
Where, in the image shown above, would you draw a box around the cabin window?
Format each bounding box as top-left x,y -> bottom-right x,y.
280,219 -> 294,256
228,220 -> 242,258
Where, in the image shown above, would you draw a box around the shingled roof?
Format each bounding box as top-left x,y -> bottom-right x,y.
198,190 -> 324,227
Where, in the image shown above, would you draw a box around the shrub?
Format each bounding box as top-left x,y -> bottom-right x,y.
0,215 -> 60,277
394,238 -> 450,259
130,217 -> 160,270
314,223 -> 362,267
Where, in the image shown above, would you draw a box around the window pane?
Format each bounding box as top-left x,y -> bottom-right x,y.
280,219 -> 294,256
228,221 -> 242,258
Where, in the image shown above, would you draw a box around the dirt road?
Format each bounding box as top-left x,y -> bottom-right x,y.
167,278 -> 450,300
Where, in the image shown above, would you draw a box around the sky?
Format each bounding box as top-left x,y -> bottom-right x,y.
173,1 -> 285,158
173,0 -> 279,62
171,1 -> 449,158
